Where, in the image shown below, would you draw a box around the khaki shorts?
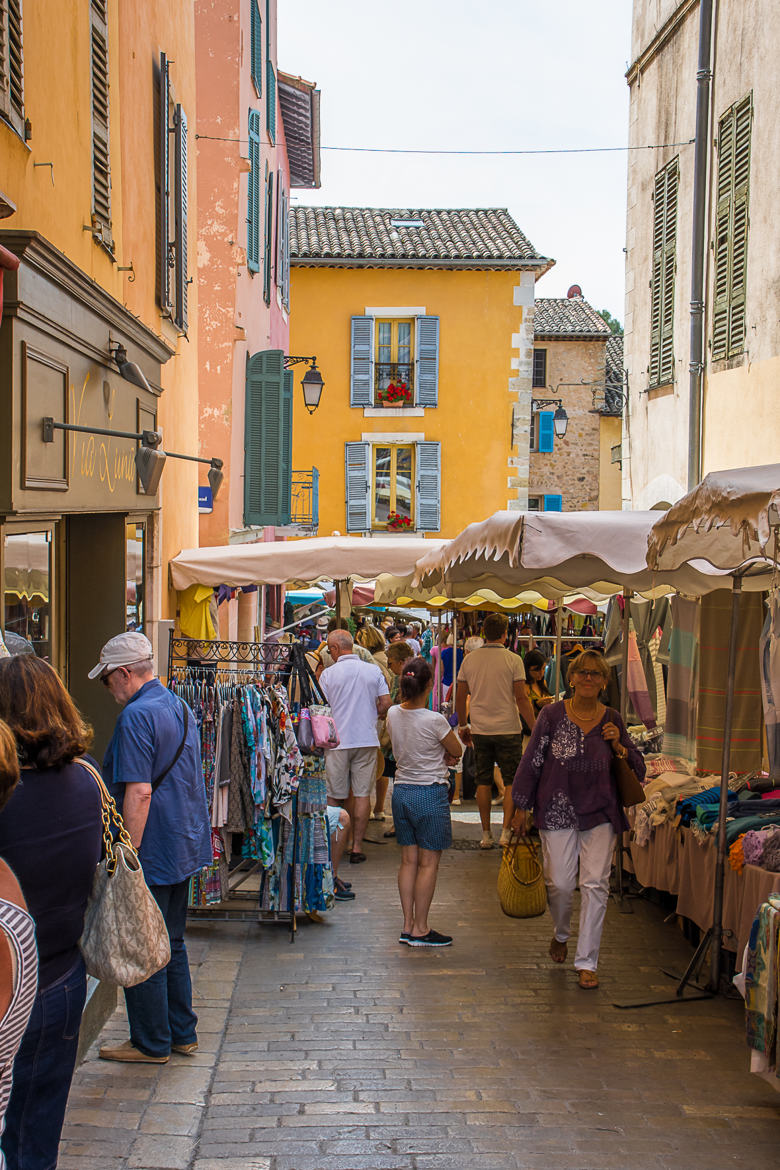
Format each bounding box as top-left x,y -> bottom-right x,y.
325,746 -> 378,800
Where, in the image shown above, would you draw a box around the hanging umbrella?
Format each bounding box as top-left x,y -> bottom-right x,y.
647,465 -> 780,996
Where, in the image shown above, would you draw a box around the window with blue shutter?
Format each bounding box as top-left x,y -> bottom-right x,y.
345,442 -> 371,532
350,317 -> 374,406
416,316 -> 439,406
537,411 -> 555,453
247,110 -> 261,273
244,350 -> 292,526
250,0 -> 262,95
266,60 -> 276,145
543,494 -> 562,512
416,441 -> 441,532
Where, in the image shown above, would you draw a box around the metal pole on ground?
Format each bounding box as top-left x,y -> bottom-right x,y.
619,589 -> 632,723
553,604 -> 562,700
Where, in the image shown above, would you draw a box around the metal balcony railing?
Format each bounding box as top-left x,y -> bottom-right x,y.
374,361 -> 414,406
291,468 -> 319,531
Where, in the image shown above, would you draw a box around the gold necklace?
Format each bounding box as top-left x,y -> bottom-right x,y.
570,695 -> 600,721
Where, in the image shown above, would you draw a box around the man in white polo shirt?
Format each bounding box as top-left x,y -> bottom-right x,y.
320,629 -> 391,864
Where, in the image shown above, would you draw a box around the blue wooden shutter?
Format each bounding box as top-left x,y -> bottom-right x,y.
158,53 -> 171,312
416,316 -> 439,406
416,442 -> 441,531
350,317 -> 374,406
174,104 -> 188,332
543,494 -> 562,512
538,411 -> 555,453
345,442 -> 370,532
247,110 -> 261,273
266,60 -> 276,144
244,349 -> 291,526
250,0 -> 262,95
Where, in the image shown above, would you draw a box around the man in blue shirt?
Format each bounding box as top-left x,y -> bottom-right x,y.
88,632 -> 211,1063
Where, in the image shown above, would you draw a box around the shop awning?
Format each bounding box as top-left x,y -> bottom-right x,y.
169,536 -> 446,591
411,509 -> 771,599
647,463 -> 780,572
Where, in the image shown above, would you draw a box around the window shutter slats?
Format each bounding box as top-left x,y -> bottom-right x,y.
7,0 -> 23,119
712,93 -> 751,361
173,104 -> 189,331
537,411 -> 555,453
416,442 -> 441,532
543,494 -> 563,512
158,53 -> 171,312
244,349 -> 289,527
263,167 -> 274,304
350,317 -> 374,406
345,442 -> 370,532
247,109 -> 261,273
266,59 -> 276,145
90,7 -> 112,249
250,0 -> 262,95
649,157 -> 678,386
415,316 -> 439,406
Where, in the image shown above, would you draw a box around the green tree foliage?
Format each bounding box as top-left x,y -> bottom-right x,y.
598,308 -> 624,335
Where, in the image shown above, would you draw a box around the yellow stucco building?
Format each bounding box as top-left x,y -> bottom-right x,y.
289,207 -> 553,539
0,0 -> 199,749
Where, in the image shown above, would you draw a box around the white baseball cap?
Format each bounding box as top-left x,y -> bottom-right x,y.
88,632 -> 155,680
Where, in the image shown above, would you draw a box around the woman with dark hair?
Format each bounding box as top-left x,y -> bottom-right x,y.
524,649 -> 553,716
0,720 -> 38,1170
0,656 -> 103,1169
512,649 -> 645,989
386,658 -> 462,947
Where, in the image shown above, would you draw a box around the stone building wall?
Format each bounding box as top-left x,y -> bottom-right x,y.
528,337 -> 606,511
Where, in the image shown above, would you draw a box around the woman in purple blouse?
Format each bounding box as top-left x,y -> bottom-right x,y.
511,650 -> 645,989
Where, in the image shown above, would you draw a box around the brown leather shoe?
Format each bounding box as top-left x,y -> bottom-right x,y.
99,1040 -> 169,1064
172,1042 -> 198,1055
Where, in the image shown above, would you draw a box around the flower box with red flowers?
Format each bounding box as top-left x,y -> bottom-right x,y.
376,382 -> 413,406
386,511 -> 413,531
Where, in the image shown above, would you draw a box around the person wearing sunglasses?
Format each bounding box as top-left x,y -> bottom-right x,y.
511,650 -> 644,989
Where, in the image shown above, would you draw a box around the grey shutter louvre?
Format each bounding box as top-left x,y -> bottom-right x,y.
345,442 -> 370,532
266,59 -> 276,144
0,0 -> 24,126
90,3 -> 112,251
649,158 -> 678,385
174,103 -> 188,332
247,110 -> 261,273
728,95 -> 751,357
275,171 -> 284,288
416,441 -> 441,532
244,349 -> 290,527
250,0 -> 262,95
350,316 -> 374,406
158,53 -> 171,313
416,315 -> 439,406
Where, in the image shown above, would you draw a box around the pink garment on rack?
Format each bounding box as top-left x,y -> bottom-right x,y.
627,629 -> 656,729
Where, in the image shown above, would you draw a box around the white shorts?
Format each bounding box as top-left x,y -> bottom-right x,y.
325,746 -> 378,800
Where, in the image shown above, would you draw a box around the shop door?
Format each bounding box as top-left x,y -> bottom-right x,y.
66,514 -> 126,757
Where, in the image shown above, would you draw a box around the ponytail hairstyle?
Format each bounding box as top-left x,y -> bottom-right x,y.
399,656 -> 433,702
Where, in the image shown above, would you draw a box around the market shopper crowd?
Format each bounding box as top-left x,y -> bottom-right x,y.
0,605 -> 642,1166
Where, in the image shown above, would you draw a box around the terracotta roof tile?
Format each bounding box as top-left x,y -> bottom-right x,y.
533,296 -> 612,338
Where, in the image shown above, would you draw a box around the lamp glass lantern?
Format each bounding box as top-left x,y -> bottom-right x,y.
301,363 -> 324,414
553,406 -> 568,438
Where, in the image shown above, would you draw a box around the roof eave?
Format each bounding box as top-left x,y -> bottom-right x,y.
290,256 -> 554,274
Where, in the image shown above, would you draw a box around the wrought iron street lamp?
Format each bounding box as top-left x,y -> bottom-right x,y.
531,397 -> 569,438
284,355 -> 325,414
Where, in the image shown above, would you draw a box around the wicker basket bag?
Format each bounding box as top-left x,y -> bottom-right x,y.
497,832 -> 547,918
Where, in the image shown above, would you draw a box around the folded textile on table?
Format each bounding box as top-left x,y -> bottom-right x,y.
742,828 -> 777,868
729,834 -> 746,873
764,832 -> 780,874
631,773 -> 713,847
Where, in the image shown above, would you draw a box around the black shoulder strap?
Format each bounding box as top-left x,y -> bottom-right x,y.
151,699 -> 190,793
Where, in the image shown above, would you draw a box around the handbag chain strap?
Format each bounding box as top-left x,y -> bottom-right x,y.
77,758 -> 137,875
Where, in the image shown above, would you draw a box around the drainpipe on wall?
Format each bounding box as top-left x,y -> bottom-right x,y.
687,0 -> 714,490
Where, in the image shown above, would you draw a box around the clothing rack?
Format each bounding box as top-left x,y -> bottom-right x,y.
167,632 -> 332,940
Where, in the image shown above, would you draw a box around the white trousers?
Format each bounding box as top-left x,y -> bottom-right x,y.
539,823 -> 616,972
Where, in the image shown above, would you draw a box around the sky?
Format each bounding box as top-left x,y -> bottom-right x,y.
278,0 -> 633,319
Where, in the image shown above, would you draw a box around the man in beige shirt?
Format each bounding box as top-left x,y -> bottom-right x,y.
455,613 -> 536,848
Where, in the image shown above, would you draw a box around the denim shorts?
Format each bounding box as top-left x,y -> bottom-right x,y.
391,783 -> 452,851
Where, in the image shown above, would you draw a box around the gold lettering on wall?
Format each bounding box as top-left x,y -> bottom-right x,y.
69,373 -> 136,494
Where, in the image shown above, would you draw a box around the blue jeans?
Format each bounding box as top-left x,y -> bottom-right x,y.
3,954 -> 87,1170
123,877 -> 198,1058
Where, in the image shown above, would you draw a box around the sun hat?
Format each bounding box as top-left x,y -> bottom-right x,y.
88,632 -> 155,680
315,616 -> 329,631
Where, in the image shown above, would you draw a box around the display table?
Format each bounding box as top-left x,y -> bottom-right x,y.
628,823 -> 780,957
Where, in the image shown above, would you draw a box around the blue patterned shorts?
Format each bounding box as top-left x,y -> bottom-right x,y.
392,783 -> 452,851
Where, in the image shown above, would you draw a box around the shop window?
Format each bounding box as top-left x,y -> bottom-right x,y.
3,530 -> 52,660
126,522 -> 146,632
0,0 -> 24,136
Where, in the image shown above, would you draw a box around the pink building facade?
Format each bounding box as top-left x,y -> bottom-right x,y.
195,0 -> 320,629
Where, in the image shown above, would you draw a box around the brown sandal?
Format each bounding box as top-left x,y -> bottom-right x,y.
549,938 -> 567,964
577,969 -> 599,990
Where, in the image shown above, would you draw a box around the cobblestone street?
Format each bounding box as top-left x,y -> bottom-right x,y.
60,827 -> 780,1170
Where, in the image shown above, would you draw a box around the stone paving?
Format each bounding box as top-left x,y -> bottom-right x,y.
59,823 -> 780,1170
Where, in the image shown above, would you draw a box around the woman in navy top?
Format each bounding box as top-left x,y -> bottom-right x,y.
0,656 -> 102,1169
